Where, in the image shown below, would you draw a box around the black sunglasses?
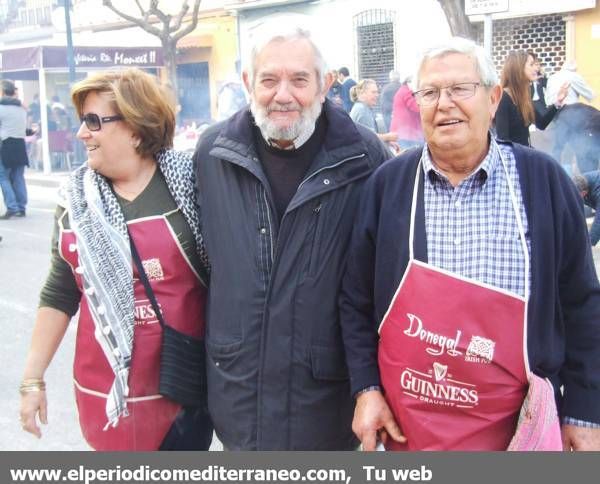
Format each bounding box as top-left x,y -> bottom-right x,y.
80,113 -> 123,131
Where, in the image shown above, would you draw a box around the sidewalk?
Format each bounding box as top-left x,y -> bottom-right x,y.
25,169 -> 70,188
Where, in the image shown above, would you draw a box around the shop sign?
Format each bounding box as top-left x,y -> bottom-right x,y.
43,47 -> 164,69
467,0 -> 596,17
466,0 -> 509,15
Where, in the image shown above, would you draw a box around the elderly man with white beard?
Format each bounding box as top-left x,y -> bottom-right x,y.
192,21 -> 392,450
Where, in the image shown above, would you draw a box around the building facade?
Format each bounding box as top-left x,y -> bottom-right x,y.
469,0 -> 598,108
1,0 -> 239,172
227,0 -> 450,87
573,3 -> 600,109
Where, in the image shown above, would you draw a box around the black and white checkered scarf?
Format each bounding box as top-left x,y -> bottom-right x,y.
64,149 -> 207,429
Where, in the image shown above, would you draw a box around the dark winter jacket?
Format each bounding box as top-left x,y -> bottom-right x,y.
340,141 -> 600,424
193,100 -> 391,450
583,171 -> 600,245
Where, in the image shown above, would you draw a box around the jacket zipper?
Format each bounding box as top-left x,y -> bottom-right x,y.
257,151 -> 366,448
262,188 -> 275,263
308,201 -> 323,275
263,153 -> 367,266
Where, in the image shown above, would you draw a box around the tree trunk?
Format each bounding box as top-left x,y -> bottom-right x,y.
101,0 -> 203,120
163,39 -> 179,112
438,0 -> 476,39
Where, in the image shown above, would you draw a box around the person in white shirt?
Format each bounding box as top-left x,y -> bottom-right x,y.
546,61 -> 595,106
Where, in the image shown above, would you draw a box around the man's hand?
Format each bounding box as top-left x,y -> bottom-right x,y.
352,390 -> 405,451
561,424 -> 600,451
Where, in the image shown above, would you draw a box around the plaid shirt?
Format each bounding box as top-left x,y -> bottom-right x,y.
421,139 -> 599,429
422,139 -> 530,297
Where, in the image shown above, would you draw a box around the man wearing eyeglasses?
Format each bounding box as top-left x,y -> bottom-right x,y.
340,37 -> 600,451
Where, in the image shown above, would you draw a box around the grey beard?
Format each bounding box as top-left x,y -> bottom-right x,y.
251,98 -> 322,142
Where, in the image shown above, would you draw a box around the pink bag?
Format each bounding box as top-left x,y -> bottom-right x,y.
507,373 -> 563,451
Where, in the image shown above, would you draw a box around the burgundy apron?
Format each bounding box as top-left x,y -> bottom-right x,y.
378,149 -> 530,450
60,214 -> 206,450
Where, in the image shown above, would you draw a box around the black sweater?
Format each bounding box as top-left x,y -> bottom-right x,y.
495,90 -> 558,146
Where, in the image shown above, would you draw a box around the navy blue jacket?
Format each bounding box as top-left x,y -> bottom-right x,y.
194,100 -> 391,449
340,142 -> 600,423
583,171 -> 600,245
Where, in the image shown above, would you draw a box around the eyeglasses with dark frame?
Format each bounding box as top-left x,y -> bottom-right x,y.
80,113 -> 124,131
412,82 -> 481,106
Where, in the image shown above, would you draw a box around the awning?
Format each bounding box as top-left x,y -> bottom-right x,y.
0,45 -> 164,73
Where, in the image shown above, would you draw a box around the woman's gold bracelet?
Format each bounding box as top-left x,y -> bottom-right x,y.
19,378 -> 46,395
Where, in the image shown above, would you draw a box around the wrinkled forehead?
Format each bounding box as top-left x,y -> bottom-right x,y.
253,38 -> 319,76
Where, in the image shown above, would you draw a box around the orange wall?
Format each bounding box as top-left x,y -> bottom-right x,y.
575,5 -> 600,109
177,15 -> 239,119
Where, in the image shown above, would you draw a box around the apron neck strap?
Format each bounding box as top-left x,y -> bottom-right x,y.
408,159 -> 421,262
494,139 -> 530,301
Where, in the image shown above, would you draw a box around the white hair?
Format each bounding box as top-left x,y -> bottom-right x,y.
414,37 -> 498,88
244,19 -> 328,91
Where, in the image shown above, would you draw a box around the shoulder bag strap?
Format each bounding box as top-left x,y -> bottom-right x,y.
128,230 -> 167,330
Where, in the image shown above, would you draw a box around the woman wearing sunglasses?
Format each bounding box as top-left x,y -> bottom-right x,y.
19,68 -> 212,450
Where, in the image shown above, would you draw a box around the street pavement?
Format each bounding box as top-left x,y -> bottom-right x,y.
1,168 -> 599,450
0,174 -> 87,450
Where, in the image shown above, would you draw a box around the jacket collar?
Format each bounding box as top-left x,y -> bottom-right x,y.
213,99 -> 367,167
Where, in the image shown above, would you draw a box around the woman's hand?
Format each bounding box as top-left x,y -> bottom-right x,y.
556,82 -> 570,107
20,390 -> 48,438
20,307 -> 71,439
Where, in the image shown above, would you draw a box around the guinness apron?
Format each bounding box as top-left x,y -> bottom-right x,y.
60,213 -> 206,450
378,147 -> 530,450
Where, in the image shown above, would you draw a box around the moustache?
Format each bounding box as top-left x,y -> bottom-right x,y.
267,104 -> 301,113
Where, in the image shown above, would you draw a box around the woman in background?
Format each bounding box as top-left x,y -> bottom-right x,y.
495,50 -> 567,146
349,79 -> 399,151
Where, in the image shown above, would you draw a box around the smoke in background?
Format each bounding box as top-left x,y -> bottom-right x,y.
548,103 -> 600,175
